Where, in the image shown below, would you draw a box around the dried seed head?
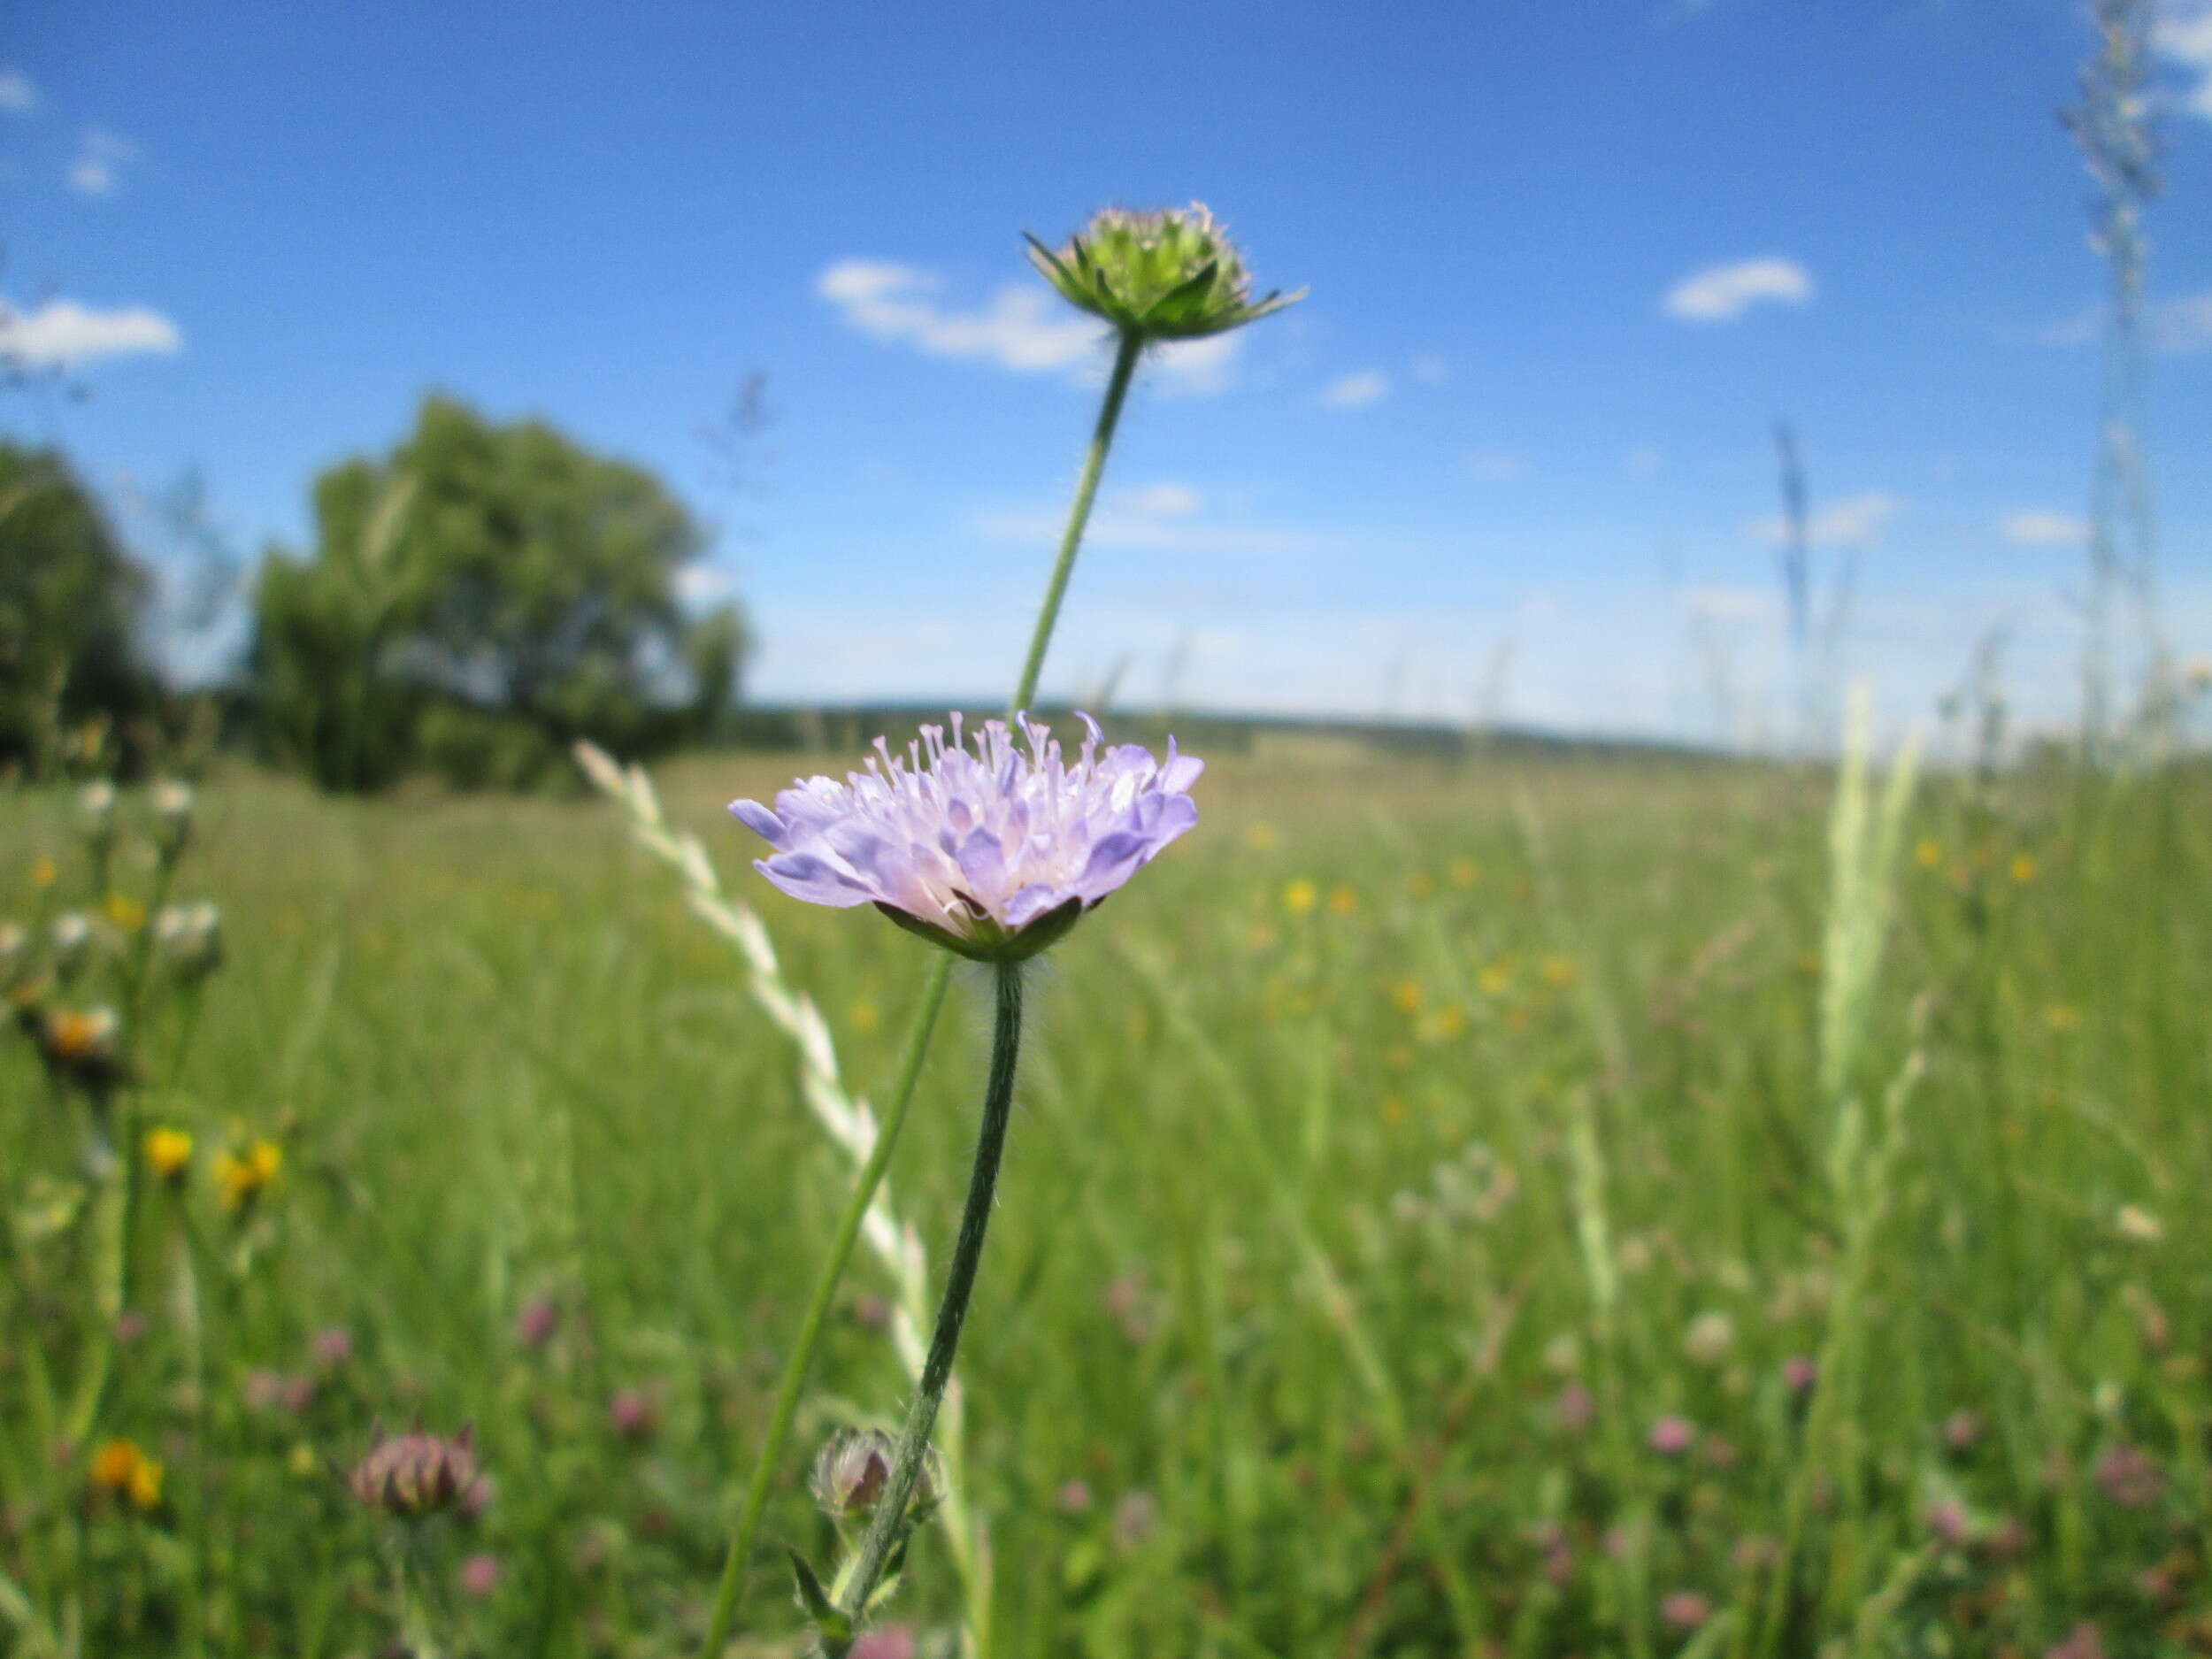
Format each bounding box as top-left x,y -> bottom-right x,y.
349,1423 -> 480,1517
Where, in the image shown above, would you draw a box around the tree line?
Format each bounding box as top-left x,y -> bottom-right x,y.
2,393 -> 751,789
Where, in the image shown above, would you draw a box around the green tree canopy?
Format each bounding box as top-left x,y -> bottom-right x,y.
250,394 -> 749,790
0,442 -> 152,775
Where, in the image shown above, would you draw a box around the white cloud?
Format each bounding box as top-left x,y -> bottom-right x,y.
2023,292 -> 2212,352
817,259 -> 1100,373
1317,369 -> 1388,409
1464,449 -> 1527,484
1999,510 -> 2086,547
674,563 -> 736,605
1682,586 -> 1772,622
2160,290 -> 2212,352
67,127 -> 137,196
0,296 -> 181,366
972,501 -> 1322,557
1409,354 -> 1449,384
1112,481 -> 1202,517
0,70 -> 37,114
1150,333 -> 1241,396
1749,489 -> 1901,547
1663,257 -> 1814,322
817,257 -> 1243,394
2156,2 -> 2212,120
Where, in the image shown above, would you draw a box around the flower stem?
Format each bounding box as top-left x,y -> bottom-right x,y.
695,953 -> 955,1659
1008,329 -> 1144,717
831,961 -> 1025,1645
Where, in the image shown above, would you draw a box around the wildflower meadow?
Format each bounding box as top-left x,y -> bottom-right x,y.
4,7 -> 2212,1655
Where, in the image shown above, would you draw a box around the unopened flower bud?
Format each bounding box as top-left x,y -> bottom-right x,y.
1026,204 -> 1302,342
811,1428 -> 895,1517
150,780 -> 195,856
153,902 -> 223,980
50,913 -> 90,978
349,1424 -> 480,1517
79,781 -> 117,843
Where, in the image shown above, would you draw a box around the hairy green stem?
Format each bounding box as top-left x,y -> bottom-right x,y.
831,962 -> 1025,1647
1008,329 -> 1143,717
695,955 -> 954,1659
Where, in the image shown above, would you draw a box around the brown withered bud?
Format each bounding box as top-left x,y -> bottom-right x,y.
349,1422 -> 480,1518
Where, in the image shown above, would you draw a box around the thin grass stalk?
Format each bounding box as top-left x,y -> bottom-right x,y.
1755,689 -> 1923,1653
1509,789 -> 1650,1659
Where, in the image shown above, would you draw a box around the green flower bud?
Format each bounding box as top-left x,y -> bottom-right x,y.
1026,204 -> 1301,342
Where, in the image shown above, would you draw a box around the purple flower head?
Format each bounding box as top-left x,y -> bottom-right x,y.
733,712 -> 1202,963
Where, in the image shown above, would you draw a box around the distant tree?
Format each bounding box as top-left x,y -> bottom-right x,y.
250,394 -> 749,790
0,442 -> 152,776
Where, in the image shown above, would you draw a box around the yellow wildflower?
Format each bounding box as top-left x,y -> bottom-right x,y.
90,1439 -> 161,1508
31,855 -> 58,889
143,1126 -> 194,1182
213,1139 -> 282,1212
1392,978 -> 1424,1014
2008,853 -> 2037,885
104,894 -> 146,933
848,999 -> 879,1035
1478,960 -> 1514,997
1327,886 -> 1356,917
1282,878 -> 1317,917
1379,1094 -> 1407,1125
1540,956 -> 1579,989
1449,858 -> 1479,888
1915,839 -> 1940,869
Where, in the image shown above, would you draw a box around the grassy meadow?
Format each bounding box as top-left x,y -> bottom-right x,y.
4,735 -> 2211,1657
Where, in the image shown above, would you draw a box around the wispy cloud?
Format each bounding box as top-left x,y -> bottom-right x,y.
973,480 -> 1321,557
2156,2 -> 2212,121
1999,510 -> 2086,548
1663,256 -> 1813,322
0,296 -> 181,366
2023,291 -> 2212,352
1464,449 -> 1527,484
67,127 -> 137,196
2162,290 -> 2212,352
1111,480 -> 1202,517
817,257 -> 1240,394
1317,369 -> 1388,410
0,70 -> 37,115
1749,489 -> 1900,547
1681,585 -> 1772,622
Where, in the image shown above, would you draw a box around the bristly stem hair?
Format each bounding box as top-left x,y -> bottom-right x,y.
828,960 -> 1025,1650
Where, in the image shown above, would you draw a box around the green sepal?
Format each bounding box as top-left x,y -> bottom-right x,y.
787,1548 -> 851,1643
872,896 -> 1086,964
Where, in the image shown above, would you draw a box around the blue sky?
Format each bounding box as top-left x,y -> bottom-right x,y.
4,0 -> 2212,745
